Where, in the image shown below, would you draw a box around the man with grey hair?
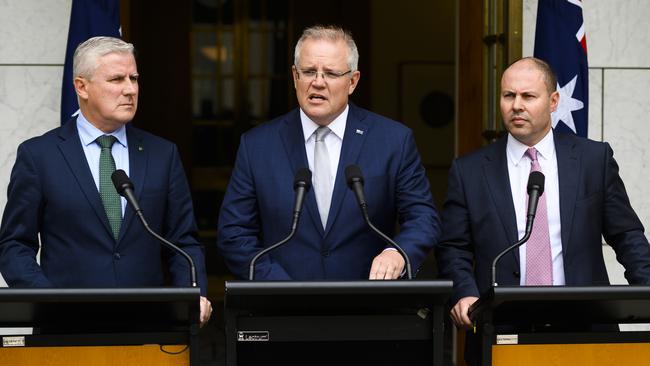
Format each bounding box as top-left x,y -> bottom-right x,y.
0,36 -> 212,326
218,25 -> 440,280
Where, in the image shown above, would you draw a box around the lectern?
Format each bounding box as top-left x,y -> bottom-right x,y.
224,280 -> 452,365
469,285 -> 650,365
0,287 -> 200,365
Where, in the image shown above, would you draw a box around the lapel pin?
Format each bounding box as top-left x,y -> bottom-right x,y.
355,129 -> 364,135
138,146 -> 144,151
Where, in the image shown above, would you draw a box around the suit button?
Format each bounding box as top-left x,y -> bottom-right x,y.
513,271 -> 520,278
321,250 -> 330,257
114,253 -> 121,260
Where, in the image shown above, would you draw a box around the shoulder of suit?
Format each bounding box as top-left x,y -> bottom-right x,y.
126,124 -> 174,147
349,105 -> 413,137
554,130 -> 609,154
18,124 -> 65,150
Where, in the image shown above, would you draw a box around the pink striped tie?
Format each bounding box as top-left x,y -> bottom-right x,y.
525,147 -> 553,285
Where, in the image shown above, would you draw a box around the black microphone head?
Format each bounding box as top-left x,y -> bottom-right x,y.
345,165 -> 364,187
527,171 -> 545,196
111,169 -> 134,196
294,168 -> 312,191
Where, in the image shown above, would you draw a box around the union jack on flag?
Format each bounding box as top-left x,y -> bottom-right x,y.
534,0 -> 589,137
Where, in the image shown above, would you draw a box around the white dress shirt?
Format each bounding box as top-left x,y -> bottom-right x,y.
506,130 -> 565,285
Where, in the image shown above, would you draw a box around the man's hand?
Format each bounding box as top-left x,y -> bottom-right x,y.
451,296 -> 479,329
200,296 -> 212,327
369,250 -> 405,280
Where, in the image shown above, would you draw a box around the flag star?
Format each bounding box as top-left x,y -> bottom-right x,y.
552,74 -> 584,133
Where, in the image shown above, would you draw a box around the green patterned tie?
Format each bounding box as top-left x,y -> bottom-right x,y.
96,135 -> 121,240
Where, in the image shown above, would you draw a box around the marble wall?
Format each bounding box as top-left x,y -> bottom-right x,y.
523,0 -> 650,284
0,0 -> 71,287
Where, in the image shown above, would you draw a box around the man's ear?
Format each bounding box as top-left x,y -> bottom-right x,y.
74,77 -> 89,101
348,70 -> 361,95
549,90 -> 559,113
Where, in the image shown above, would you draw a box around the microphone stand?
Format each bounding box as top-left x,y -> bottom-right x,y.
133,210 -> 198,288
359,204 -> 413,280
490,229 -> 532,287
248,221 -> 298,281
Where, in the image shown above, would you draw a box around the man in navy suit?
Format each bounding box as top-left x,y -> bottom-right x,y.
218,25 -> 440,280
436,57 -> 650,334
0,37 -> 212,326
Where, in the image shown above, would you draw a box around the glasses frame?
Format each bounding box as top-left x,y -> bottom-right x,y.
294,66 -> 353,81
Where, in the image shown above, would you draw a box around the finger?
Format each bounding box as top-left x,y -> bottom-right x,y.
450,310 -> 462,328
376,262 -> 389,280
384,263 -> 397,280
460,304 -> 473,327
369,260 -> 384,280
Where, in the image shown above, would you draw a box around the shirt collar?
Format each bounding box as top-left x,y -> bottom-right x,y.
76,112 -> 127,148
506,129 -> 555,166
300,105 -> 348,142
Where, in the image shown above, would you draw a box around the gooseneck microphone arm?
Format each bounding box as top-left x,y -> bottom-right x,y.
345,165 -> 413,279
248,168 -> 312,280
491,171 -> 545,286
111,170 -> 197,288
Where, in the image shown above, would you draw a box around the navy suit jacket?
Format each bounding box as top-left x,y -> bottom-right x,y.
437,131 -> 650,305
217,105 -> 441,280
0,118 -> 208,294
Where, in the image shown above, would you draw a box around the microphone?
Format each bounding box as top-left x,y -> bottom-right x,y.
111,169 -> 198,288
344,165 -> 413,279
490,171 -> 545,286
248,168 -> 312,280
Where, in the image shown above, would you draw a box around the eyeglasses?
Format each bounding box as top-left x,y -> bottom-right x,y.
295,67 -> 352,81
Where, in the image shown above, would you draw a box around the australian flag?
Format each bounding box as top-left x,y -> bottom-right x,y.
61,0 -> 121,124
534,0 -> 588,137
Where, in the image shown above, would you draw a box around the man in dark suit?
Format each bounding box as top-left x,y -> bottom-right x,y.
218,25 -> 440,280
436,57 -> 650,334
0,37 -> 212,326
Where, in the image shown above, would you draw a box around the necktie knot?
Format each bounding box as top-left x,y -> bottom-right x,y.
314,126 -> 331,142
525,147 -> 538,162
96,135 -> 117,149
526,147 -> 542,173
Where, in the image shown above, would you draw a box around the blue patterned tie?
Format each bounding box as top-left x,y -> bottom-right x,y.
96,135 -> 121,240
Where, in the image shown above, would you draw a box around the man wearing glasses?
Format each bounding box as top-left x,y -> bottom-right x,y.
217,25 -> 440,280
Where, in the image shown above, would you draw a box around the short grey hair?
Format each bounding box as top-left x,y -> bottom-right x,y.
294,25 -> 359,72
73,36 -> 135,79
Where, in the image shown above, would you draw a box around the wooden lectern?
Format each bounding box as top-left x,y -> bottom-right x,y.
0,287 -> 200,366
469,285 -> 650,365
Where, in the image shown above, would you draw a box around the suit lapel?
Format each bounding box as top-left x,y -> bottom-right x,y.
483,137 -> 520,262
279,110 -> 324,235
118,125 -> 148,243
324,105 -> 369,237
554,131 -> 579,256
57,118 -> 114,239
